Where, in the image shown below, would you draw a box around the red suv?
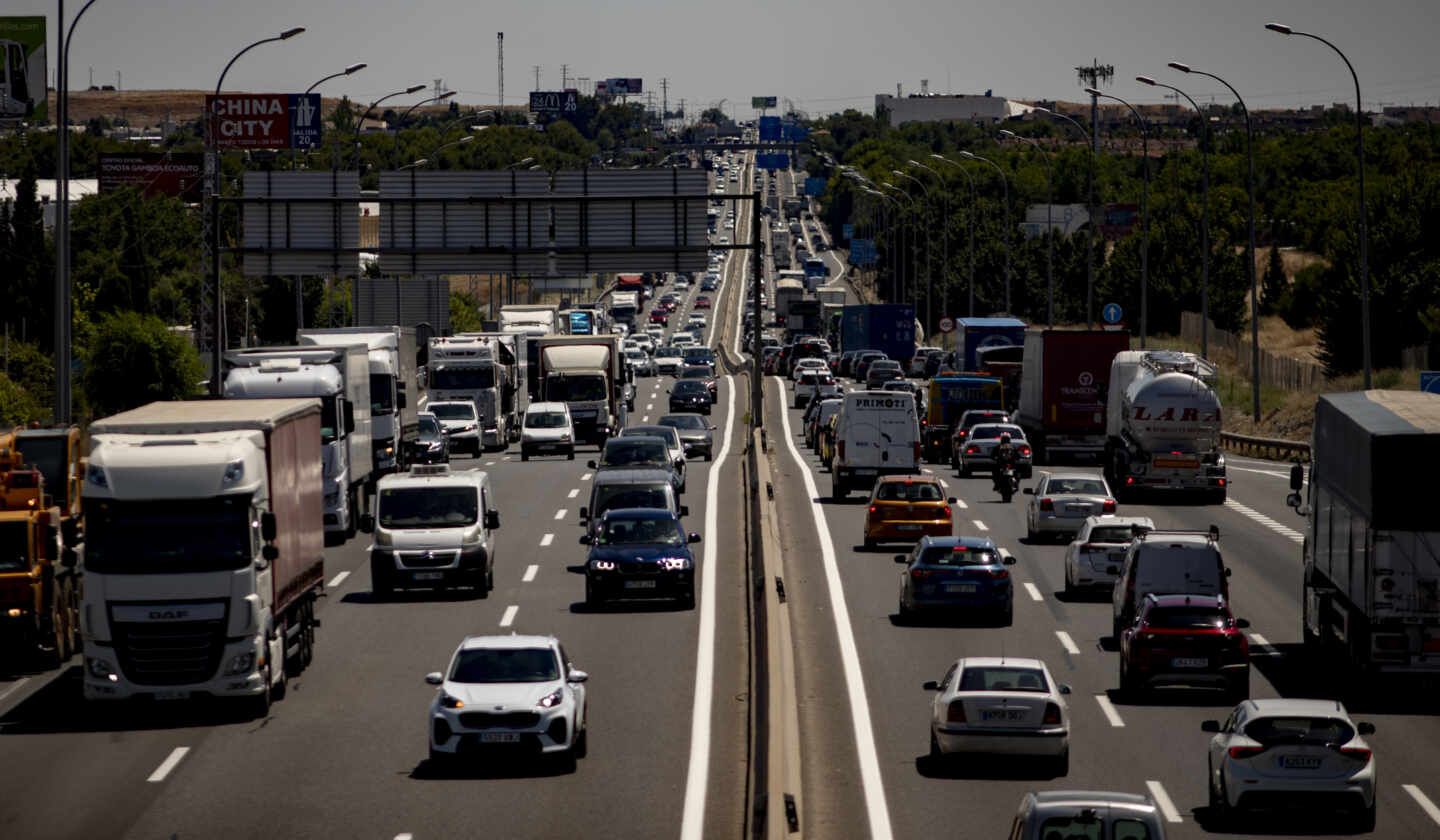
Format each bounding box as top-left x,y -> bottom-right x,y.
1118,593 -> 1250,701
649,310 -> 669,325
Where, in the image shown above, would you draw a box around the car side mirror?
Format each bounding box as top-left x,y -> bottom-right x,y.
947,497 -> 957,505
1224,568 -> 1232,577
688,533 -> 702,544
922,680 -> 940,691
261,544 -> 279,564
567,669 -> 589,684
579,507 -> 590,520
1022,488 -> 1034,495
679,505 -> 690,517
579,535 -> 592,545
1058,684 -> 1072,695
1235,618 -> 1251,629
425,672 -> 444,685
1357,722 -> 1375,735
587,460 -> 598,469
1003,554 -> 1017,566
1200,720 -> 1221,733
359,514 -> 374,534
1289,463 -> 1304,491
261,511 -> 278,542
485,510 -> 501,530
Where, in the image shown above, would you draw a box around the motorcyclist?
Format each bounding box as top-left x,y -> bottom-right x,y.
992,432 -> 1019,492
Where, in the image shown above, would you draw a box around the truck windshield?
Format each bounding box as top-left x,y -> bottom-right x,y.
370,373 -> 394,415
84,497 -> 252,573
431,365 -> 495,391
16,435 -> 66,505
379,486 -> 478,528
548,374 -> 607,403
0,521 -> 30,573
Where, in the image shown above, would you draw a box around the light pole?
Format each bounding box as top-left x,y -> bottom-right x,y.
893,169 -> 932,333
427,133 -> 477,162
1171,62 -> 1260,422
353,84 -> 427,171
882,183 -> 917,308
863,188 -> 900,301
208,27 -> 306,395
961,151 -> 1011,314
931,154 -> 978,318
392,91 -> 456,169
307,62 -> 366,95
399,158 -> 430,171
1000,129 -> 1055,327
908,160 -> 949,337
1137,75 -> 1211,358
1087,87 -> 1150,346
1267,22 -> 1371,387
433,109 -> 493,152
1033,107 -> 1097,327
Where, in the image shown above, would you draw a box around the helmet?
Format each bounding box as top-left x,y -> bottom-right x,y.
1000,432 -> 1012,444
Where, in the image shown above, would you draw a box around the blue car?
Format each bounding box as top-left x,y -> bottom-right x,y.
895,536 -> 1016,625
579,508 -> 701,608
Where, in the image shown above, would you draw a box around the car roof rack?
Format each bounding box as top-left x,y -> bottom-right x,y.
1132,524 -> 1220,541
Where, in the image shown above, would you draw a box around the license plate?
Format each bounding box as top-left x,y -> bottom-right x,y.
413,571 -> 444,581
897,523 -> 923,531
1281,755 -> 1322,769
155,690 -> 192,701
1066,505 -> 1089,514
981,709 -> 1028,722
854,469 -> 877,475
944,583 -> 978,593
624,580 -> 658,589
479,733 -> 522,744
1171,657 -> 1209,668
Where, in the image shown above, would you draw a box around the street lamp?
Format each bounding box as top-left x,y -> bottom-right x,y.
353,84 -> 427,171
960,151 -> 1012,314
392,91 -> 456,169
1086,87 -> 1150,346
1170,61 -> 1260,422
429,133 -> 478,161
507,156 -> 536,170
882,183 -> 917,307
1000,129 -> 1056,327
208,27 -> 307,395
306,62 -> 367,95
398,158 -> 429,171
864,188 -> 901,301
1267,22 -> 1371,388
931,154 -> 978,318
908,160 -> 950,334
1033,107 -> 1098,327
893,169 -> 933,332
1137,75 -> 1212,358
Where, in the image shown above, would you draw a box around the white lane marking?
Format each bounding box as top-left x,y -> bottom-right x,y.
972,519 -> 989,531
939,480 -> 949,488
147,747 -> 191,783
1403,784 -> 1440,827
1223,498 -> 1304,544
1145,780 -> 1183,823
1095,694 -> 1126,727
1055,631 -> 1081,655
642,416 -> 650,423
327,570 -> 351,589
567,488 -> 580,499
522,564 -> 538,583
1023,582 -> 1043,602
646,403 -> 654,410
554,509 -> 567,521
395,833 -> 414,840
501,455 -> 512,461
771,377 -> 894,840
581,472 -> 593,481
540,533 -> 554,547
679,374 -> 737,840
954,499 -> 967,509
485,460 -> 496,466
0,677 -> 30,704
1229,466 -> 1289,478
921,468 -> 933,474
499,605 -> 518,627
1247,632 -> 1280,657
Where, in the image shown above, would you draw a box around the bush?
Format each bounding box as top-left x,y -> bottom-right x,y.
0,373 -> 41,426
81,311 -> 204,417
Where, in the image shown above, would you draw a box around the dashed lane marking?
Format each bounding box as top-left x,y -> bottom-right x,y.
1095,694 -> 1126,727
1145,780 -> 1183,823
972,520 -> 989,531
540,533 -> 554,547
147,747 -> 190,783
1055,631 -> 1081,655
1023,582 -> 1043,602
327,571 -> 351,589
567,488 -> 580,499
954,499 -> 967,509
395,834 -> 414,840
485,461 -> 496,466
581,473 -> 593,481
523,565 -> 538,583
1247,632 -> 1280,657
554,509 -> 567,521
1404,784 -> 1440,827
499,605 -> 518,627
1224,498 -> 1304,544
646,403 -> 654,410
0,677 -> 30,705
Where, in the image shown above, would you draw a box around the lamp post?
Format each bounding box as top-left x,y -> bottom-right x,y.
893,169 -> 932,332
908,160 -> 949,337
507,156 -> 536,170
1170,62 -> 1260,422
433,109 -> 493,151
1137,75 -> 1212,358
882,183 -> 917,307
863,188 -> 900,301
392,91 -> 456,169
208,27 -> 306,395
961,151 -> 1011,314
1267,22 -> 1371,388
353,84 -> 427,171
931,154 -> 978,318
428,133 -> 477,162
1087,87 -> 1150,346
1000,129 -> 1055,327
1033,107 -> 1097,327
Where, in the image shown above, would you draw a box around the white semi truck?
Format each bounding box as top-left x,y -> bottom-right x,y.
299,327 -> 419,477
608,292 -> 640,329
224,344 -> 374,544
81,399 -> 325,717
428,334 -> 521,450
499,304 -> 560,337
1103,349 -> 1227,502
535,334 -> 627,446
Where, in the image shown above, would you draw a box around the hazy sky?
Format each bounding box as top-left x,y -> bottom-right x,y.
22,0 -> 1440,116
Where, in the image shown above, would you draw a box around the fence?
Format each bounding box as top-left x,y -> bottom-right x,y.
1180,313 -> 1325,391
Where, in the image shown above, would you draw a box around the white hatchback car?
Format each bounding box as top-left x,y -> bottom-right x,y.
924,656 -> 1071,775
425,634 -> 588,764
1203,698 -> 1376,830
1063,515 -> 1155,596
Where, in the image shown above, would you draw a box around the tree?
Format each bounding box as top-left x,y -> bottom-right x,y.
0,373 -> 40,427
7,159 -> 52,350
1260,243 -> 1286,316
699,107 -> 727,125
81,311 -> 203,417
450,290 -> 485,333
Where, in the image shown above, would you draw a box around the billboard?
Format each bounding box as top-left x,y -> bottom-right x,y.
206,93 -> 322,149
99,153 -> 204,201
530,90 -> 579,115
751,96 -> 777,109
597,77 -> 643,96
0,17 -> 46,122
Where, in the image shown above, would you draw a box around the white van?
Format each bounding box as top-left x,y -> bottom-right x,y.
362,464 -> 501,598
829,390 -> 921,500
1111,526 -> 1230,638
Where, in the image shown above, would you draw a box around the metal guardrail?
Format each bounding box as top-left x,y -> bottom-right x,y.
1220,431 -> 1311,462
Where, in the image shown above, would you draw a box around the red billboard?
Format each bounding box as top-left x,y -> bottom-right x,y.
98,153 -> 203,201
205,93 -> 321,149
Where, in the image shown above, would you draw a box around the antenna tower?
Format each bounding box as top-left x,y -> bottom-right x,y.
497,32 -> 504,113
1075,59 -> 1115,154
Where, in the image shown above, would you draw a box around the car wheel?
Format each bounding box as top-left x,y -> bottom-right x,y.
370,558 -> 393,601
997,601 -> 1013,627
680,586 -> 696,610
896,600 -> 911,625
1063,564 -> 1075,598
1208,758 -> 1222,809
572,723 -> 588,759
831,478 -> 846,501
1354,801 -> 1376,832
1025,519 -> 1037,543
863,537 -> 877,550
705,451 -> 712,462
521,451 -> 529,462
1052,748 -> 1069,777
1215,776 -> 1233,827
1228,671 -> 1250,703
567,448 -> 575,461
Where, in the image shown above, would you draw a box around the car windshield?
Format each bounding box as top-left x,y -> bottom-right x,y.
683,348 -> 714,361
598,515 -> 685,546
450,647 -> 559,684
526,411 -> 569,429
1146,606 -> 1231,629
430,403 -> 475,421
1047,478 -> 1108,495
920,546 -> 998,566
656,347 -> 682,358
660,415 -> 707,430
682,369 -> 711,379
1244,716 -> 1355,748
594,487 -> 670,516
1090,525 -> 1145,543
673,381 -> 708,396
958,666 -> 1049,693
417,415 -> 442,439
874,482 -> 944,502
379,486 -> 479,528
601,440 -> 667,467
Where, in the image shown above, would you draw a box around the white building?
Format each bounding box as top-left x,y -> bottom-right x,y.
0,178 -> 99,228
874,93 -> 1031,126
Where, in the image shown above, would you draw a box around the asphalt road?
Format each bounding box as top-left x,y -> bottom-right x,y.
0,154 -> 761,840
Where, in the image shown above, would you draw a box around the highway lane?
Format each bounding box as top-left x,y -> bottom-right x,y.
765,372 -> 1440,839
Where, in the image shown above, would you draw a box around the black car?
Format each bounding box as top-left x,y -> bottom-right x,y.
658,413 -> 716,461
669,379 -> 714,416
409,411 -> 450,465
580,508 -> 701,607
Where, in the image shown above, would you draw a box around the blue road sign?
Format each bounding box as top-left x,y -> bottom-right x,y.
1422,371 -> 1440,394
758,116 -> 782,141
805,177 -> 826,196
848,238 -> 878,267
289,93 -> 323,149
1102,302 -> 1123,324
756,152 -> 790,170
784,123 -> 809,142
842,223 -> 853,239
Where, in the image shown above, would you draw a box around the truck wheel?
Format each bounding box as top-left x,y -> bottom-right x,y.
301,598 -> 315,669
248,666 -> 273,720
346,489 -> 359,539
831,477 -> 846,501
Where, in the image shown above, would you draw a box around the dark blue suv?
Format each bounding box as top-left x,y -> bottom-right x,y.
579,508 -> 701,608
895,535 -> 1017,625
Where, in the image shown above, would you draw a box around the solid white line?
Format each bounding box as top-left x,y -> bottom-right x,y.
581,472 -> 593,481
1055,631 -> 1081,655
540,533 -> 554,547
972,519 -> 989,531
567,488 -> 580,499
1229,466 -> 1289,478
1247,632 -> 1280,657
1145,780 -> 1183,823
522,564 -> 538,583
1095,694 -> 1126,727
553,509 -> 567,521
1023,582 -> 1043,602
146,747 -> 190,783
1403,784 -> 1440,827
499,605 -> 518,627
679,373 -> 736,840
395,833 -> 414,840
327,570 -> 351,589
771,376 -> 894,840
0,677 -> 30,705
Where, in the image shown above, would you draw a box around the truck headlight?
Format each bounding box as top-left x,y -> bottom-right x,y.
87,657 -> 119,681
221,460 -> 245,488
225,652 -> 256,676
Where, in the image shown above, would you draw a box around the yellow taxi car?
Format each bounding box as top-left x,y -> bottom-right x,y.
863,475 -> 956,549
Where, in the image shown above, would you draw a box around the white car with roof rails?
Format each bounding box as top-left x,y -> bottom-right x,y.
1008,790 -> 1167,840
362,464 -> 501,597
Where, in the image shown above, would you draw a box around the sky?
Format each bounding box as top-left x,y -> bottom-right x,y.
18,0 -> 1440,117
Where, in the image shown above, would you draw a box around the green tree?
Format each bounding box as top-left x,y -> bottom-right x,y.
81,311 -> 203,417
0,373 -> 40,427
450,290 -> 485,333
1260,243 -> 1286,316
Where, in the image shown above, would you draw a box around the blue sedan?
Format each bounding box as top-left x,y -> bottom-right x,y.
895,536 -> 1017,625
579,508 -> 701,608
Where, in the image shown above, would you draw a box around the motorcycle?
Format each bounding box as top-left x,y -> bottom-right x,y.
993,464 -> 1019,503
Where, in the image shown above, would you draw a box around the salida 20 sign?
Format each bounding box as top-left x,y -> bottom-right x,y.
206,93 -> 322,150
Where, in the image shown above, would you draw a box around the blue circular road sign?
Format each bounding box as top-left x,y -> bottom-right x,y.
1102,303 -> 1124,324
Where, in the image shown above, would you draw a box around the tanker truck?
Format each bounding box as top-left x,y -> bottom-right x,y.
1103,349 -> 1227,502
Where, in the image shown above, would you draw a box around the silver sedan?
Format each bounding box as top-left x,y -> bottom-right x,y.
1024,472 -> 1117,543
957,423 -> 1032,478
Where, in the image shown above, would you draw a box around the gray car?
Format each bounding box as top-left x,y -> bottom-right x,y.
865,359 -> 905,389
1024,472 -> 1117,543
658,413 -> 716,461
621,425 -> 687,493
958,423 -> 1033,478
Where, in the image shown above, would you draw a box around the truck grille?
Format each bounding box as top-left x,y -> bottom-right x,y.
113,615 -> 227,686
459,711 -> 540,729
397,550 -> 458,569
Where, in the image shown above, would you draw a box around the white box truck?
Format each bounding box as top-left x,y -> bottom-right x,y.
299,327 -> 420,477
535,334 -> 628,446
499,304 -> 560,337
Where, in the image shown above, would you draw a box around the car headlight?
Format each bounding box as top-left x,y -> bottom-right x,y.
225,652 -> 256,675
660,557 -> 691,571
537,688 -> 565,709
560,434 -> 572,442
460,424 -> 477,433
87,657 -> 119,681
591,560 -> 616,571
440,692 -> 465,709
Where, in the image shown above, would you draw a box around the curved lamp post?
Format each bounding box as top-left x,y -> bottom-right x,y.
426,134 -> 477,164
1170,61 -> 1259,422
909,160 -> 950,334
1087,87 -> 1150,346
306,62 -> 366,95
353,84 -> 426,171
931,154 -> 978,318
1033,107 -> 1097,327
893,169 -> 933,332
961,151 -> 1011,314
392,91 -> 456,169
1267,22 -> 1370,387
1000,129 -> 1056,327
864,188 -> 901,301
882,183 -> 917,307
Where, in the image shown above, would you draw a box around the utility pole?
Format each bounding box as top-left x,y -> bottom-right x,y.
1075,58 -> 1114,328
497,32 -> 504,113
533,65 -> 541,91
561,64 -> 568,89
661,77 -> 669,120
